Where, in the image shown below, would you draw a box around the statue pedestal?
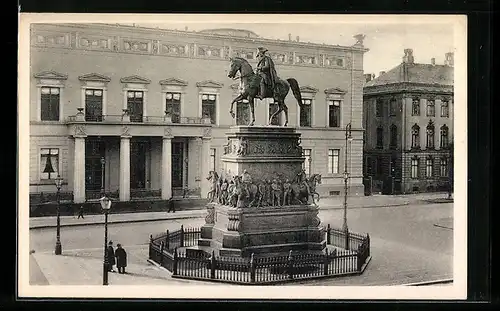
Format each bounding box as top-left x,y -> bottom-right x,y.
190,126 -> 326,258
199,203 -> 325,257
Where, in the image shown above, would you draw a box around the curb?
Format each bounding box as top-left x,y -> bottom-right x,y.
29,213 -> 206,230
404,278 -> 453,286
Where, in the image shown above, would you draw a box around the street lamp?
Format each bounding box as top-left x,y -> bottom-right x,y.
54,175 -> 64,255
100,157 -> 106,196
342,123 -> 353,250
100,196 -> 112,285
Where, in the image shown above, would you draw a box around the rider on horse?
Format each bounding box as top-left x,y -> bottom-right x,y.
256,47 -> 278,100
297,169 -> 311,199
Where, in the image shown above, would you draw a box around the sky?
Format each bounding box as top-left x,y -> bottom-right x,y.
126,15 -> 457,76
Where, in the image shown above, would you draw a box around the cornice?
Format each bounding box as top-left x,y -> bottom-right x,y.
300,86 -> 319,93
120,75 -> 151,84
159,77 -> 188,86
364,82 -> 453,96
78,73 -> 111,82
33,23 -> 369,54
34,70 -> 68,80
196,80 -> 224,88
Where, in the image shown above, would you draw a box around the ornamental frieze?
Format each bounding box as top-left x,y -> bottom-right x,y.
225,138 -> 302,157
232,49 -> 254,60
78,37 -> 111,50
161,43 -> 188,56
324,55 -> 345,67
123,39 -> 150,52
269,52 -> 287,63
197,46 -> 223,58
34,33 -> 71,48
295,54 -> 317,65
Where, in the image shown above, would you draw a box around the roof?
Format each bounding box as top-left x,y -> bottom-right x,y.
198,28 -> 260,38
365,63 -> 453,87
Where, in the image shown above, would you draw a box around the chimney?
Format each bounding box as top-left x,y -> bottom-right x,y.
431,58 -> 436,65
288,33 -> 292,41
379,71 -> 386,77
364,73 -> 374,83
296,36 -> 300,42
402,48 -> 414,64
445,52 -> 454,67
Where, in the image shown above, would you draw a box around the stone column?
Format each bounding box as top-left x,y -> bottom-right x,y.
161,134 -> 173,200
200,128 -> 212,199
73,134 -> 86,203
119,134 -> 131,201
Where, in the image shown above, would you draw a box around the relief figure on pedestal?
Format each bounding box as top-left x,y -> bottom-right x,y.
290,170 -> 322,206
219,179 -> 229,205
237,138 -> 248,156
283,179 -> 292,206
223,138 -> 231,155
271,179 -> 283,207
206,171 -> 220,203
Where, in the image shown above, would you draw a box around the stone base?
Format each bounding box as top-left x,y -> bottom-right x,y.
194,203 -> 326,258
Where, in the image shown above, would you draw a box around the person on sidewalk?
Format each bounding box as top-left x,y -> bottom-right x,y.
115,243 -> 127,274
77,205 -> 85,219
167,197 -> 176,213
107,241 -> 116,272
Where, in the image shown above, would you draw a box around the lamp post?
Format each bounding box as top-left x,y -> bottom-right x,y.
54,175 -> 64,255
100,196 -> 112,285
100,157 -> 105,196
308,156 -> 312,177
342,123 -> 353,250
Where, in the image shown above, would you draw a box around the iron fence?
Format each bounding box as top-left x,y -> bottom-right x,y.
149,224 -> 371,285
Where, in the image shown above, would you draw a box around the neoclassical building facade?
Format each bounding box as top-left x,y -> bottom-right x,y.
363,49 -> 454,194
29,23 -> 368,203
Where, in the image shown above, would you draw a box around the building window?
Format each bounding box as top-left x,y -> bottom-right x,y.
328,149 -> 339,174
40,148 -> 59,180
85,89 -> 103,122
389,124 -> 397,149
269,101 -> 280,126
210,148 -> 216,172
426,157 -> 434,178
376,156 -> 383,176
426,100 -> 435,117
440,125 -> 449,148
40,87 -> 60,121
202,94 -> 217,124
441,100 -> 449,117
236,101 -> 250,125
300,99 -> 312,127
376,127 -> 383,149
303,149 -> 312,175
411,124 -> 420,149
440,157 -> 448,177
127,91 -> 144,122
389,98 -> 397,116
426,121 -> 435,149
411,157 -> 419,178
328,100 -> 341,127
412,98 -> 420,116
375,100 -> 383,117
165,92 -> 181,123
390,156 -> 397,176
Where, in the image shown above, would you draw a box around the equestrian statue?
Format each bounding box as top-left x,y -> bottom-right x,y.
227,47 -> 305,126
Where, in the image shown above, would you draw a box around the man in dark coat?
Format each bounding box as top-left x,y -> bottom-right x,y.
107,241 -> 116,272
256,47 -> 278,100
167,196 -> 176,213
115,243 -> 127,274
77,205 -> 84,219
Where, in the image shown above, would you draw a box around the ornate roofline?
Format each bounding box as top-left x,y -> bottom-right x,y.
33,23 -> 369,53
78,73 -> 111,82
120,75 -> 151,84
34,70 -> 68,80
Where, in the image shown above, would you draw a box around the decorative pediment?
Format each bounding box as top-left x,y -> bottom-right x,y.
299,86 -> 319,94
324,87 -> 347,95
120,75 -> 151,84
196,80 -> 223,88
34,71 -> 68,80
78,73 -> 111,82
159,77 -> 188,86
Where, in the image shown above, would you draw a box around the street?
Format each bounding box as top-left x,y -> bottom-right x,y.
29,202 -> 453,286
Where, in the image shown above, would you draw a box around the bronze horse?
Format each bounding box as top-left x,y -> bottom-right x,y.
227,57 -> 304,126
290,174 -> 322,206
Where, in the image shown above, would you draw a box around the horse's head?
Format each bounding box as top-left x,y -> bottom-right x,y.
228,57 -> 242,79
311,174 -> 322,186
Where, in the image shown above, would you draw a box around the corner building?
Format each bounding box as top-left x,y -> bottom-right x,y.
29,23 -> 368,203
363,49 -> 454,194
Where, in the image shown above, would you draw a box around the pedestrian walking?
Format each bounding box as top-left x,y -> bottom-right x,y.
115,243 -> 127,274
167,197 -> 176,213
107,241 -> 116,272
77,205 -> 85,219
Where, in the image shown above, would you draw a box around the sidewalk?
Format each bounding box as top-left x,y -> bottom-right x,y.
29,192 -> 452,230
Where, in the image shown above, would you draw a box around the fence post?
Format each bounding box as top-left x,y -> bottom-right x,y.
173,248 -> 178,276
323,249 -> 329,276
148,234 -> 153,259
357,247 -> 362,271
250,253 -> 256,283
180,225 -> 184,247
160,242 -> 164,267
326,224 -> 331,244
367,233 -> 370,257
166,230 -> 170,250
287,250 -> 294,280
345,229 -> 350,251
210,250 -> 216,279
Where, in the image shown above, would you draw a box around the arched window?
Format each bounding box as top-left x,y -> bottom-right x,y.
411,124 -> 420,149
411,156 -> 419,178
390,124 -> 398,149
440,124 -> 449,148
426,120 -> 435,149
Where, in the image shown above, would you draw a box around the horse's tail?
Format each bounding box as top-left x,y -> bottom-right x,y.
286,78 -> 304,109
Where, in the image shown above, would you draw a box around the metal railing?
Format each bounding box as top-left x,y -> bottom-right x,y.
67,114 -> 209,124
149,224 -> 371,285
